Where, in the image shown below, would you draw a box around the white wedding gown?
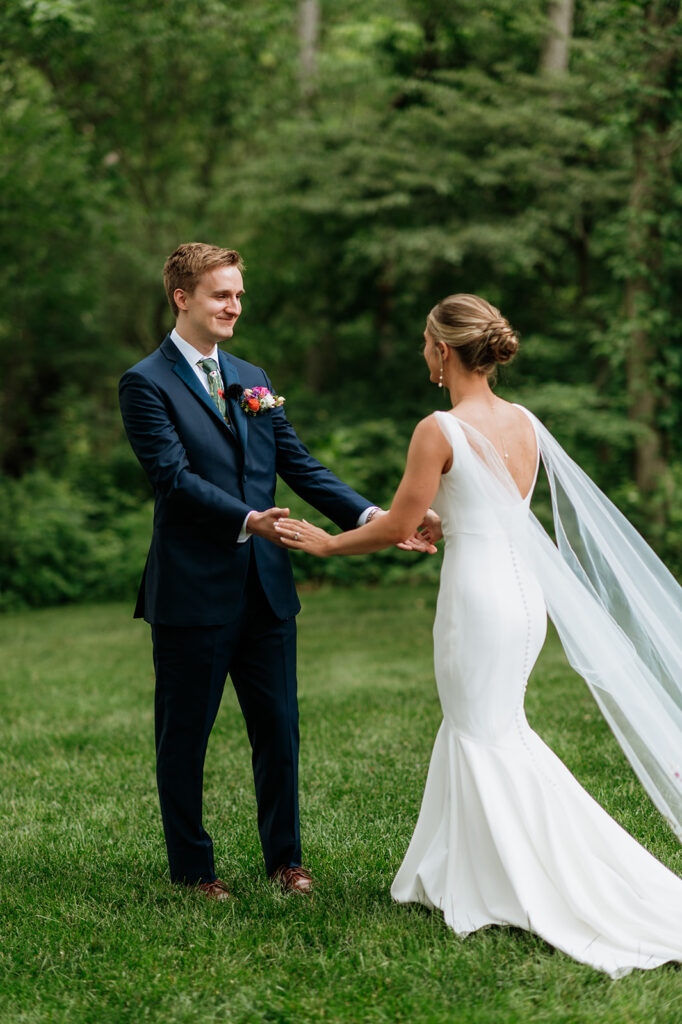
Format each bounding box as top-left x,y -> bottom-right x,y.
391,409 -> 682,978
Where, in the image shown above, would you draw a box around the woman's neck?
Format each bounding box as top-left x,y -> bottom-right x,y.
447,370 -> 495,409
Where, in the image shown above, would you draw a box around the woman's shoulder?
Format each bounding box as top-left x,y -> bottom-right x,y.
416,410 -> 462,436
413,412 -> 466,458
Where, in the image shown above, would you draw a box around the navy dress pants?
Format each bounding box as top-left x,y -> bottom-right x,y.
151,556 -> 300,884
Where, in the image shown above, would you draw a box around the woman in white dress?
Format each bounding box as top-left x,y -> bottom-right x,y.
275,293 -> 682,978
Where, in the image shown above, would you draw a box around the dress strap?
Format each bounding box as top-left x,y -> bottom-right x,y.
432,411 -> 467,468
512,404 -> 541,499
433,410 -> 465,443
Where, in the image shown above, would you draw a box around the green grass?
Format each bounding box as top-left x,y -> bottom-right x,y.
0,585 -> 680,1024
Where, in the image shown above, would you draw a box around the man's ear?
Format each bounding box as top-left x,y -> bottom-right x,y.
174,288 -> 189,311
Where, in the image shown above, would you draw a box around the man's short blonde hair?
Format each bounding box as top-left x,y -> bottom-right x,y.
163,243 -> 244,318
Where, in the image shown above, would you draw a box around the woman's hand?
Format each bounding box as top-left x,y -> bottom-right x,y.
274,517 -> 336,557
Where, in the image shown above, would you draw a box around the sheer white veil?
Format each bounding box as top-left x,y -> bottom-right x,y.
454,406 -> 682,842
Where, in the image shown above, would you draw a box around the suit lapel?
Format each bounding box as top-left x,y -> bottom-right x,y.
162,336 -> 237,444
171,352 -> 236,435
161,335 -> 247,453
219,350 -> 248,454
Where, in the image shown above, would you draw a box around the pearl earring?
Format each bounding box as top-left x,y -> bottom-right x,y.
438,354 -> 444,388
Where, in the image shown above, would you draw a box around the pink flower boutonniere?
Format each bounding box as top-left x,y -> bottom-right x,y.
239,386 -> 285,416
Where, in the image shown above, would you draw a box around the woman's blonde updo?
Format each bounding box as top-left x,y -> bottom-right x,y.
427,293 -> 519,378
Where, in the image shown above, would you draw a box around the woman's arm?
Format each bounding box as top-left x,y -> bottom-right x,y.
274,415 -> 451,556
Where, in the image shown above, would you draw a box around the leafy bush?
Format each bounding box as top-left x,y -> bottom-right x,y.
0,471 -> 152,611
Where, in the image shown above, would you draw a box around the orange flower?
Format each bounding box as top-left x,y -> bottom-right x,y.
248,397 -> 260,412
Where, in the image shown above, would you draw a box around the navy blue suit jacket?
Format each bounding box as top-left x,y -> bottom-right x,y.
119,335 -> 370,625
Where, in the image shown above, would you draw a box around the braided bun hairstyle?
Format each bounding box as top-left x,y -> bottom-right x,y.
427,294 -> 519,378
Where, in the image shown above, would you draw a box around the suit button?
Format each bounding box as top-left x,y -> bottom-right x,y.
243,473 -> 247,481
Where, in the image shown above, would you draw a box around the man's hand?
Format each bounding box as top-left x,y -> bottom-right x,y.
246,507 -> 291,546
370,508 -> 438,555
396,530 -> 438,554
418,508 -> 442,546
396,509 -> 442,553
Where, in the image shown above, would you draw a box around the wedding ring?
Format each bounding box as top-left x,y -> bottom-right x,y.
294,532 -> 300,541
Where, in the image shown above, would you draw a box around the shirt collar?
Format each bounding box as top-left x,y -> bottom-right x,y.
170,327 -> 219,368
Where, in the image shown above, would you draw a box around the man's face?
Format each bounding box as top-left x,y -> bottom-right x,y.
175,265 -> 244,346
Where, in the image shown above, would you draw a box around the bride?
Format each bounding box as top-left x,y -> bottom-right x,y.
275,293 -> 682,978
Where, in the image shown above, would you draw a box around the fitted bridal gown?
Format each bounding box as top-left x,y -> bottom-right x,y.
391,408 -> 682,978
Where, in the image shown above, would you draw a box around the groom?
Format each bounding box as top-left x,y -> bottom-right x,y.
119,243 -> 429,899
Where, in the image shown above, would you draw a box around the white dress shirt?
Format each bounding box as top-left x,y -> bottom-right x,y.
170,327 -> 219,392
169,328 -> 376,541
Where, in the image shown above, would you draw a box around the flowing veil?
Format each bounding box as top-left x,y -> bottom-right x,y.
450,407 -> 682,842
526,411 -> 682,841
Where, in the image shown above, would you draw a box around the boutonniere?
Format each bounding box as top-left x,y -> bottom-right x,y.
220,383 -> 243,403
238,386 -> 285,416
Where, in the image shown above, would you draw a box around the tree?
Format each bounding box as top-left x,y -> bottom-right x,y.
540,0 -> 574,74
2,0 -> 682,606
622,2 -> 682,507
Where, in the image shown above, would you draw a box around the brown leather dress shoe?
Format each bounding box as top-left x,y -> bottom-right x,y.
195,878 -> 231,901
270,865 -> 314,894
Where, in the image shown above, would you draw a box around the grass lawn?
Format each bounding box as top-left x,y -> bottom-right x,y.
0,584 -> 680,1023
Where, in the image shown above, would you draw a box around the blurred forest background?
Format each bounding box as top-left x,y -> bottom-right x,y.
1,0 -> 681,610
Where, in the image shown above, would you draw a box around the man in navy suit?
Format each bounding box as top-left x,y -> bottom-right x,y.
119,243 -> 431,899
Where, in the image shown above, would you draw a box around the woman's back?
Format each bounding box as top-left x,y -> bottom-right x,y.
443,399 -> 538,501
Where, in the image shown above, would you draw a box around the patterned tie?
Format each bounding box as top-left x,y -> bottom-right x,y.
198,358 -> 229,423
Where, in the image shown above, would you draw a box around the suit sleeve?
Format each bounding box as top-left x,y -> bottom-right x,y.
119,370 -> 251,543
262,370 -> 372,532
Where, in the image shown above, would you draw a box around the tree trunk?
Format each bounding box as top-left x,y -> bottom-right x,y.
298,1 -> 334,391
540,0 -> 574,75
298,0 -> 319,101
624,281 -> 666,498
624,2 -> 681,517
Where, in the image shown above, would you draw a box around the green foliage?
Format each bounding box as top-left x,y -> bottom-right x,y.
1,0 -> 682,607
0,54 -> 103,474
0,471 -> 151,610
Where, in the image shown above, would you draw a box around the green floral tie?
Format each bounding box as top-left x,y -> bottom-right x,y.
198,358 -> 229,422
